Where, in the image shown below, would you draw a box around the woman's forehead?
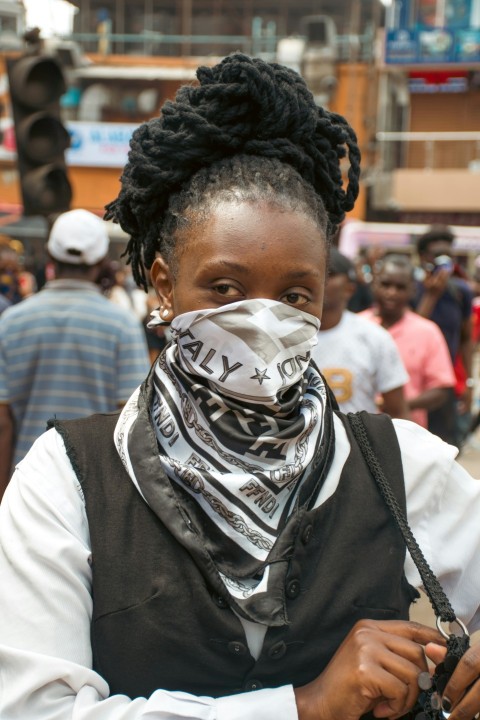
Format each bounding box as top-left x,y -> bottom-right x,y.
177,200 -> 327,262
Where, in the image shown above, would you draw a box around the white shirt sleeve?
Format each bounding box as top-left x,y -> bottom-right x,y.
0,429 -> 298,720
393,419 -> 480,633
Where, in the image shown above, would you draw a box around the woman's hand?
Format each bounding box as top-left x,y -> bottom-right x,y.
428,640 -> 480,720
294,619 -> 444,720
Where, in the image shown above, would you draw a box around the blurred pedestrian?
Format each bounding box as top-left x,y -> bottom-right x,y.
470,257 -> 480,346
414,225 -> 473,445
362,253 -> 455,428
0,294 -> 9,316
17,269 -> 37,299
0,243 -> 22,305
346,245 -> 384,313
0,209 -> 150,498
98,260 -> 148,321
311,247 -> 409,417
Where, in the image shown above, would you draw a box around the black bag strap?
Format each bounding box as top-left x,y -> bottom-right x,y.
347,412 -> 457,625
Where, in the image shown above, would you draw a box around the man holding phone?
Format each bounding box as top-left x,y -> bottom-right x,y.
414,225 -> 473,446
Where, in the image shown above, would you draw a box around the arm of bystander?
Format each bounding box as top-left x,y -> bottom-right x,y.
381,386 -> 410,420
0,403 -> 14,500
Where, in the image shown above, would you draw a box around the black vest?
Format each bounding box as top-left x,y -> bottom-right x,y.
54,411 -> 418,699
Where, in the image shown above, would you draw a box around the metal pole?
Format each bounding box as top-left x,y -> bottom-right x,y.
117,0 -> 125,54
181,0 -> 192,56
244,0 -> 253,53
425,140 -> 434,170
82,0 -> 91,51
145,0 -> 154,54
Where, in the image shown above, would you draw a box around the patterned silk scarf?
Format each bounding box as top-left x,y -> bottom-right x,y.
115,299 -> 335,625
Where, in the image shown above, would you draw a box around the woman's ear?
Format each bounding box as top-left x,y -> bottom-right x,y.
150,256 -> 174,321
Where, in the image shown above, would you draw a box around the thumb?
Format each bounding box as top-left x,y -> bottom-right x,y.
425,642 -> 447,666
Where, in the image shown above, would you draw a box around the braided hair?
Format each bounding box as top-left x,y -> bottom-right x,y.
105,53 -> 361,290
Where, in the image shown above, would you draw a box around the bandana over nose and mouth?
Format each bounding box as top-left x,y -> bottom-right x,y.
116,299 -> 333,625
169,298 -> 320,406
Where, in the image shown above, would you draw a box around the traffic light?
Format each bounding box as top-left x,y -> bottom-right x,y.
7,53 -> 72,216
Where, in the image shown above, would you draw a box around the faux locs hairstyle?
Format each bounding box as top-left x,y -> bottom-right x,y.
105,53 -> 361,291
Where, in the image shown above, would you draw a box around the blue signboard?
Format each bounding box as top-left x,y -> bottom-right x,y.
455,29 -> 480,61
385,0 -> 479,63
418,28 -> 455,62
385,29 -> 418,63
386,26 -> 480,63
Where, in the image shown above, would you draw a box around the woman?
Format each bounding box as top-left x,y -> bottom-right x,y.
1,54 -> 480,720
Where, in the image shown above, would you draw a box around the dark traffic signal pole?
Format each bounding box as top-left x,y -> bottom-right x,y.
6,51 -> 72,217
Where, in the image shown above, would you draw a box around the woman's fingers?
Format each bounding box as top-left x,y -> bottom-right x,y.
382,634 -> 434,668
447,681 -> 480,720
376,655 -> 427,716
295,620 -> 444,720
443,643 -> 480,720
364,667 -> 411,718
363,619 -> 444,648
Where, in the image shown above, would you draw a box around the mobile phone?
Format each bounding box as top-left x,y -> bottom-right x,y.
433,255 -> 454,274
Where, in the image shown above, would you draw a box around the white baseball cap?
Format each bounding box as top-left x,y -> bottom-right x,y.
47,209 -> 110,265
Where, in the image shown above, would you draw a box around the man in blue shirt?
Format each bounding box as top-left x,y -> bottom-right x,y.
0,209 -> 150,499
414,224 -> 473,446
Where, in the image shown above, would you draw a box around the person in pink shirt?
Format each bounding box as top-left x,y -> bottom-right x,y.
361,253 -> 456,429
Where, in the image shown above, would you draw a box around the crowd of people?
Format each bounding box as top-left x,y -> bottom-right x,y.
1,216 -> 477,476
0,52 -> 480,720
312,227 -> 476,441
344,224 -> 477,447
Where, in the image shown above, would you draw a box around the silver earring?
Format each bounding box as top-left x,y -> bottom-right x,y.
161,308 -> 170,319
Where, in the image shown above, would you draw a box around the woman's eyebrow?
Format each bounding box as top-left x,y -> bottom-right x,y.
201,260 -> 249,273
202,261 -> 322,280
279,269 -> 323,280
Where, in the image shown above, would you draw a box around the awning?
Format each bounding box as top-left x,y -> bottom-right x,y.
72,65 -> 198,81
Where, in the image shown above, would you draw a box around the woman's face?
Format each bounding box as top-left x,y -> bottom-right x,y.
151,200 -> 328,322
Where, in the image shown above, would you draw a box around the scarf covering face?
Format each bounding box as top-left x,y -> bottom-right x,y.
115,299 -> 334,625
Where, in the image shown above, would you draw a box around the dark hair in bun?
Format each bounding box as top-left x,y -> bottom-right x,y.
105,53 -> 361,290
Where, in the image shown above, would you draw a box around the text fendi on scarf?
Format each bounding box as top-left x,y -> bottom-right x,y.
115,299 -> 334,625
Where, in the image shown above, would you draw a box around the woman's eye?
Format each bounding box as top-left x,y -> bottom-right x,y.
213,284 -> 240,296
282,292 -> 309,306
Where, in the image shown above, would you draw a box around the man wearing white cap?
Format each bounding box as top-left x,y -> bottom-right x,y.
0,209 -> 150,498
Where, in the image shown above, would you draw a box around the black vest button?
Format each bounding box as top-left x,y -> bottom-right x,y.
286,579 -> 300,599
302,524 -> 313,545
268,640 -> 287,659
213,594 -> 229,608
244,679 -> 263,691
228,641 -> 247,656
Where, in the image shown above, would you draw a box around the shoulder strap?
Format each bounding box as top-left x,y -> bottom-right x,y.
347,411 -> 456,623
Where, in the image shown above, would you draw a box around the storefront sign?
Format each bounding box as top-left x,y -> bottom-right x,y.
385,27 -> 480,64
0,120 -> 137,168
66,122 -> 137,167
